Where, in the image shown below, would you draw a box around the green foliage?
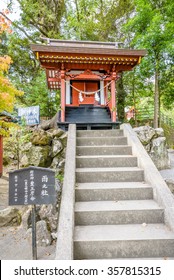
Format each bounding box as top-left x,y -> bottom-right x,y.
116,73 -> 127,122
124,66 -> 154,106
65,0 -> 134,41
161,122 -> 174,148
16,70 -> 61,117
18,0 -> 66,38
3,125 -> 32,167
7,33 -> 39,83
123,0 -> 174,126
0,120 -> 18,136
160,65 -> 174,109
55,173 -> 64,183
1,0 -> 174,126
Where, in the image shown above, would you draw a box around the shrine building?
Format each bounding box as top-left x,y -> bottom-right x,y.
31,39 -> 146,130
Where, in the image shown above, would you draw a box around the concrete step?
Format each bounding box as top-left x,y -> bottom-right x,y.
66,118 -> 111,123
74,224 -> 174,259
76,145 -> 132,156
65,110 -> 108,116
77,130 -> 124,137
76,167 -> 144,183
76,155 -> 137,168
76,137 -> 127,146
75,182 -> 153,201
66,114 -> 109,117
75,200 -> 164,225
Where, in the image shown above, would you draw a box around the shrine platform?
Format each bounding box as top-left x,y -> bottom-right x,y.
58,106 -> 121,130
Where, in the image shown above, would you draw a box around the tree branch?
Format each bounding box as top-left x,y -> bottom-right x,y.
0,12 -> 36,42
29,19 -> 49,37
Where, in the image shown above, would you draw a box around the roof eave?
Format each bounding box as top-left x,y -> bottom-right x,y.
30,44 -> 147,57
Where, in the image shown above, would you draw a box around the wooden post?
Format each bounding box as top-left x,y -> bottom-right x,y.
32,204 -> 37,260
111,72 -> 116,122
61,70 -> 66,122
0,135 -> 3,177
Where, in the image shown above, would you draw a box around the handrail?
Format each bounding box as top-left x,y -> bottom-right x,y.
121,123 -> 174,231
55,124 -> 76,259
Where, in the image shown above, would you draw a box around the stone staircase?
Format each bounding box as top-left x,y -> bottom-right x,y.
65,106 -> 111,123
74,129 -> 174,259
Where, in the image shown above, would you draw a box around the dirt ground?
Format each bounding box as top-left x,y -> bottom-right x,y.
0,226 -> 56,260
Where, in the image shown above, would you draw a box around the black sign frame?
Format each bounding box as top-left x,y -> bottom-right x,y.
9,166 -> 56,206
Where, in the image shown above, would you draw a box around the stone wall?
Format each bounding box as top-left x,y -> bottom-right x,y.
133,126 -> 170,170
2,127 -> 67,246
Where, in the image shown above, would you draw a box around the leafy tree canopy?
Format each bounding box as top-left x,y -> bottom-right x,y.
0,0 -> 174,126
0,9 -> 23,135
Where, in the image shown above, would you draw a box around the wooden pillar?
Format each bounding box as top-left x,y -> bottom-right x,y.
61,70 -> 66,122
111,72 -> 117,122
0,135 -> 3,177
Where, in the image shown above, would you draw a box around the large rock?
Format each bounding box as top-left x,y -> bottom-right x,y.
51,156 -> 65,170
165,179 -> 174,195
134,126 -> 169,170
51,139 -> 63,157
21,207 -> 32,230
20,154 -> 30,167
21,142 -> 33,152
155,128 -> 164,137
21,145 -> 52,167
20,142 -> 33,166
149,137 -> 170,170
59,133 -> 68,147
30,129 -> 52,146
133,126 -> 156,145
26,220 -> 52,246
0,207 -> 21,227
39,205 -> 58,232
48,128 -> 64,138
3,138 -> 19,165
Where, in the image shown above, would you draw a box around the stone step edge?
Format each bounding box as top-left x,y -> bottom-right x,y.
76,155 -> 136,159
76,145 -> 131,148
75,182 -> 150,189
74,224 -> 174,241
76,136 -> 127,140
76,167 -> 144,172
75,200 -> 163,212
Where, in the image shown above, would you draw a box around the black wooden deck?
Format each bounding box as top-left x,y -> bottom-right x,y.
58,106 -> 121,130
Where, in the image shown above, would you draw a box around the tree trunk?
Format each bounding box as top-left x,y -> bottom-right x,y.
132,69 -> 138,127
154,59 -> 160,128
116,72 -> 126,122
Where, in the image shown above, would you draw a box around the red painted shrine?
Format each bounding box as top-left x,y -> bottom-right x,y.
31,39 -> 146,129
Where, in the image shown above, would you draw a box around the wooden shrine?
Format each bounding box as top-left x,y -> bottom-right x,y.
31,39 -> 146,129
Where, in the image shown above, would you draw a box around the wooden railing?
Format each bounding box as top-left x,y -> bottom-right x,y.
128,108 -> 174,129
160,112 -> 174,128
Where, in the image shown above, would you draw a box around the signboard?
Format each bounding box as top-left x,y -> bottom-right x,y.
9,167 -> 56,205
18,106 -> 40,125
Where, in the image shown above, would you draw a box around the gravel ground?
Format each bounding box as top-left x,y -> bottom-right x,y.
0,226 -> 56,260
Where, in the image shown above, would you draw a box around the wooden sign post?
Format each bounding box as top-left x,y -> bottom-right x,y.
9,166 -> 56,260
